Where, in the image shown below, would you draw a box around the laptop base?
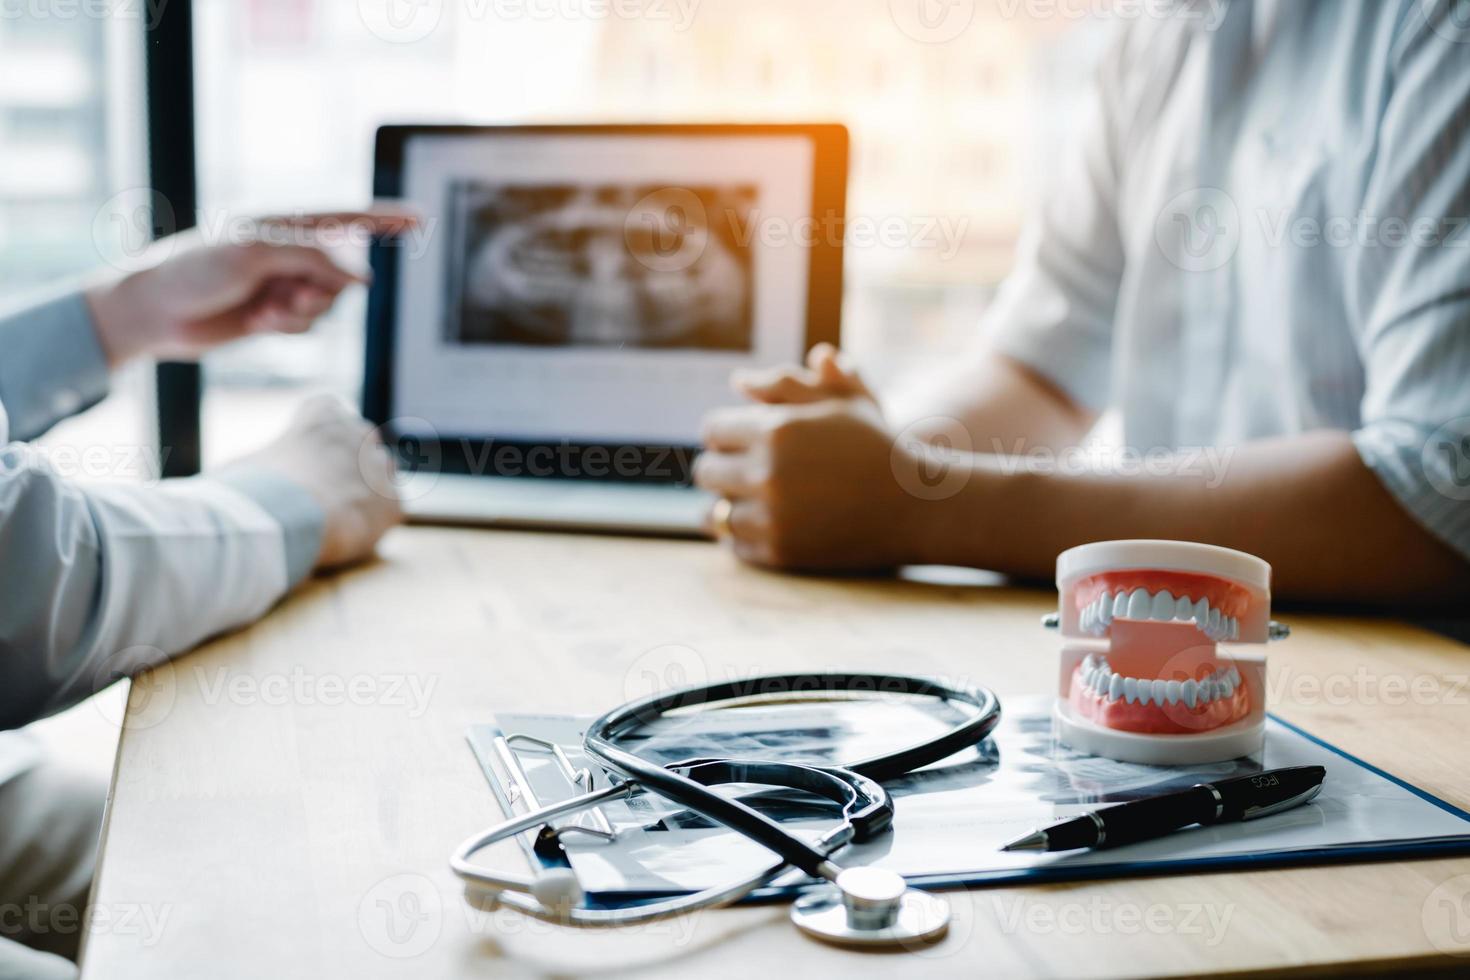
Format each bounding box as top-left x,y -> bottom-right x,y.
402,473 -> 714,539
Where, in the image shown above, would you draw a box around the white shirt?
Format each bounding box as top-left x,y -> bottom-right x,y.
0,291 -> 324,784
988,0 -> 1470,562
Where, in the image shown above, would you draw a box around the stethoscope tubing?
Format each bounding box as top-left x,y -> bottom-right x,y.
452,786 -> 853,926
583,672 -> 1001,875
450,671 -> 1002,928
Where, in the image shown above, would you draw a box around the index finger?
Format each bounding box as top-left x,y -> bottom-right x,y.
260,204 -> 421,236
701,406 -> 772,452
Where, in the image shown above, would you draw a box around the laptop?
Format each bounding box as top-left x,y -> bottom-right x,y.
363,123 -> 849,537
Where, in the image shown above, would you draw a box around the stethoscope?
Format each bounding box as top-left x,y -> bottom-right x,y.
451,672 -> 1002,948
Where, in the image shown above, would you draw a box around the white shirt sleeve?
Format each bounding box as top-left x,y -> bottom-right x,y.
1347,5 -> 1470,563
981,25 -> 1132,413
0,292 -> 324,729
0,453 -> 294,727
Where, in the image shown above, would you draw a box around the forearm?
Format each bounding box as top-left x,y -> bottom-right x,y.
888,351 -> 1095,454
908,430 -> 1470,604
0,453 -> 322,729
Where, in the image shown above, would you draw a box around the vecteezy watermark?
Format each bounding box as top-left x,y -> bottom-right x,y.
888,425 -> 1239,503
888,0 -> 976,44
9,442 -> 165,484
890,416 -> 976,502
1156,187 -> 1470,272
1423,873 -> 1470,957
0,0 -> 168,27
994,0 -> 1226,29
624,189 -> 970,274
358,874 -> 443,959
988,438 -> 1237,488
1422,417 -> 1470,502
622,643 -> 710,702
1424,0 -> 1470,44
90,647 -> 178,731
1267,665 -> 1470,709
1257,209 -> 1470,251
192,666 -> 439,718
92,187 -> 177,270
1155,187 -> 1242,273
992,896 -> 1236,946
625,186 -> 713,274
365,418 -> 696,503
357,0 -> 700,44
359,420 -> 441,503
357,0 -> 444,43
0,898 -> 173,948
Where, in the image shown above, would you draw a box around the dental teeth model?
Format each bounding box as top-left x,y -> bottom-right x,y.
1048,540 -> 1285,765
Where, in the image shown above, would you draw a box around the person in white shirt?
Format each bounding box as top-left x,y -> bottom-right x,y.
0,210 -> 409,978
696,0 -> 1470,603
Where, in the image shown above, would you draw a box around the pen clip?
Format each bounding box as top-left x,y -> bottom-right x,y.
1241,782 -> 1324,820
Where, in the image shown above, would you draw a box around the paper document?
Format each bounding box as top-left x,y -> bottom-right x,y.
467,695 -> 1470,899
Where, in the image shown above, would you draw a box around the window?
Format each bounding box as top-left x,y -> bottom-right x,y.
0,8 -> 146,290
0,4 -> 151,462
193,0 -> 1105,406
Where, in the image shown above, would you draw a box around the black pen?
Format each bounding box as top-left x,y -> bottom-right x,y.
1001,765 -> 1326,852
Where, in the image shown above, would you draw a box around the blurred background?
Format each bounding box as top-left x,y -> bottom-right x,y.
2,0 -> 1107,455
0,0 -> 1105,766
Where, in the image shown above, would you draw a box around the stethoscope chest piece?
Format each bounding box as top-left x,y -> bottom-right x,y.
790,867 -> 950,948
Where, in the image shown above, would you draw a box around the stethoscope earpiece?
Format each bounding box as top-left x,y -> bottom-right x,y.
530,869 -> 586,915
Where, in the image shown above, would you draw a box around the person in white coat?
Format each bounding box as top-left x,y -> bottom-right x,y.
0,209 -> 411,978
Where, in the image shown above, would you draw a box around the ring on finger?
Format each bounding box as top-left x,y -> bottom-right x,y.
710,497 -> 735,540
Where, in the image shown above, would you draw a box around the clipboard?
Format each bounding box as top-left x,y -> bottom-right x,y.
466,695 -> 1470,905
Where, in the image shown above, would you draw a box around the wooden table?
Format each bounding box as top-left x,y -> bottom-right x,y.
82,528 -> 1470,977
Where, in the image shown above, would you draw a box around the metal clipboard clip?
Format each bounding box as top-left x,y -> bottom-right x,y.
493,733 -> 617,843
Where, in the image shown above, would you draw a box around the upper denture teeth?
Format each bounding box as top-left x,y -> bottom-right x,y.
1090,588 -> 1240,641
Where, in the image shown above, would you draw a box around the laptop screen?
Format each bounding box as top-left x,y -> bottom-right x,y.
385,130 -> 822,447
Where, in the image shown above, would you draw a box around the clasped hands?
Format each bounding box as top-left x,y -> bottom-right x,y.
695,344 -> 960,572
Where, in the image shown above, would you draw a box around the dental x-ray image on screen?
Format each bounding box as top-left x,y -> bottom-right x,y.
444,182 -> 757,351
